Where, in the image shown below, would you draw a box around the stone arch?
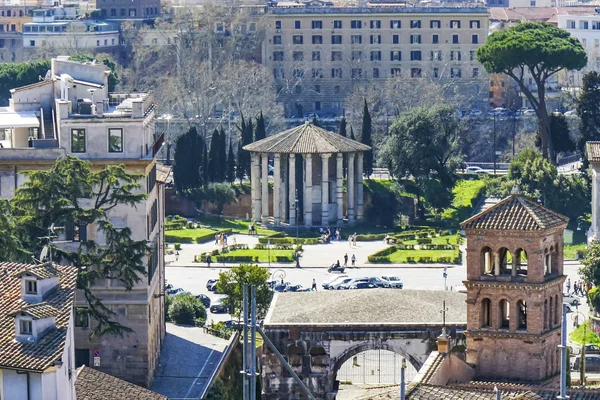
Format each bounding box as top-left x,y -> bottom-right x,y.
480,246 -> 494,275
498,298 -> 510,329
544,247 -> 551,275
481,298 -> 492,328
514,248 -> 528,276
309,346 -> 328,374
498,247 -> 512,275
516,299 -> 527,331
287,344 -> 304,374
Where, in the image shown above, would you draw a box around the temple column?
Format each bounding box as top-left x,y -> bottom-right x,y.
261,153 -> 269,224
251,153 -> 261,222
304,154 -> 313,227
494,252 -> 500,276
356,152 -> 364,221
321,154 -> 330,225
288,154 -> 296,226
336,153 -> 343,225
347,153 -> 355,223
281,155 -> 288,223
591,164 -> 600,243
273,154 -> 281,226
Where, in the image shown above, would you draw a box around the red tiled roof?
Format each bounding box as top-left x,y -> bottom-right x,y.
0,262 -> 77,371
75,366 -> 168,400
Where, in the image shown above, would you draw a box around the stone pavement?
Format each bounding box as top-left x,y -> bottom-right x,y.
166,233 -> 458,269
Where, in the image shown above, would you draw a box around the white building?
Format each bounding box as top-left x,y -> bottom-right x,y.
558,13 -> 600,83
0,56 -> 167,387
0,262 -> 78,400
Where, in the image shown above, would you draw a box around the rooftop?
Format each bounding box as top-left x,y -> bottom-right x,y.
460,189 -> 568,232
0,262 -> 77,372
269,5 -> 488,14
265,289 -> 466,325
243,122 -> 371,154
489,6 -> 598,23
586,141 -> 600,163
75,366 -> 168,400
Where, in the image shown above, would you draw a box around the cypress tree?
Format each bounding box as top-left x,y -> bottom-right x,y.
201,137 -> 209,186
350,126 -> 356,141
217,127 -> 228,181
361,100 -> 373,178
173,126 -> 204,192
339,117 -> 347,137
226,139 -> 236,184
255,111 -> 266,141
237,117 -> 247,183
207,129 -> 219,182
312,113 -> 320,127
243,118 -> 254,179
339,117 -> 348,178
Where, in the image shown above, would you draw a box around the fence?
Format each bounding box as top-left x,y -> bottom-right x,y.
199,331 -> 240,399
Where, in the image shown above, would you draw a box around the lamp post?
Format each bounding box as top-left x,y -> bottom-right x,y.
295,189 -> 300,268
400,357 -> 406,400
493,113 -> 497,175
573,310 -> 587,386
558,304 -> 570,399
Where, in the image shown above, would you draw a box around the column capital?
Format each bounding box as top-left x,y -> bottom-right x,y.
321,153 -> 332,159
337,153 -> 343,160
348,152 -> 356,160
274,153 -> 281,160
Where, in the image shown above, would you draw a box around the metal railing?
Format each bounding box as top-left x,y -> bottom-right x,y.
270,6 -> 488,14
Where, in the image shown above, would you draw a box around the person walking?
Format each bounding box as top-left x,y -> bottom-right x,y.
312,278 -> 317,291
207,255 -> 212,268
344,253 -> 348,267
348,235 -> 352,248
351,254 -> 356,267
352,233 -> 357,247
214,233 -> 219,245
567,278 -> 571,293
175,251 -> 179,262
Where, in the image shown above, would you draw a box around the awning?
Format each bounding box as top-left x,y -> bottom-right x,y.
0,111 -> 39,129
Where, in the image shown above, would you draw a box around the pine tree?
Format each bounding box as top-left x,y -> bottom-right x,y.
255,111 -> 266,141
339,117 -> 347,137
361,100 -> 373,178
207,129 -> 219,182
226,139 -> 236,184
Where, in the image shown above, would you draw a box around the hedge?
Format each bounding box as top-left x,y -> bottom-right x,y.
216,255 -> 259,263
355,233 -> 390,241
258,237 -> 319,245
195,229 -> 233,244
416,238 -> 432,245
275,255 -> 294,262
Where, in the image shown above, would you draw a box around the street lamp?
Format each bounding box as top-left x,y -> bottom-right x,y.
400,358 -> 406,400
295,189 -> 300,268
573,310 -> 587,386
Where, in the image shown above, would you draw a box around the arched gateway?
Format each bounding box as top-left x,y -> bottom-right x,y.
243,122 -> 371,227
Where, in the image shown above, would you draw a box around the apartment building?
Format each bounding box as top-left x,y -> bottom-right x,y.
0,57 -> 167,388
97,0 -> 160,20
558,13 -> 600,87
263,5 -> 489,117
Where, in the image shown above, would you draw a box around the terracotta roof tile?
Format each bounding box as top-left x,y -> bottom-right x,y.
13,263 -> 59,279
404,384 -> 600,400
242,122 -> 371,154
586,142 -> 600,163
75,366 -> 168,400
460,192 -> 568,232
0,262 -> 77,371
156,163 -> 171,183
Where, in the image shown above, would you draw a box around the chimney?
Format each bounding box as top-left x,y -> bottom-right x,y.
436,327 -> 452,355
132,99 -> 143,118
96,101 -> 104,117
57,100 -> 70,119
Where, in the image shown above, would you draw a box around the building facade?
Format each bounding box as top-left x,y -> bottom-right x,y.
461,187 -> 568,381
97,0 -> 160,20
0,57 -> 167,387
263,5 -> 489,117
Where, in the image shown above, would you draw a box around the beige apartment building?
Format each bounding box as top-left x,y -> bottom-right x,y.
263,5 -> 489,117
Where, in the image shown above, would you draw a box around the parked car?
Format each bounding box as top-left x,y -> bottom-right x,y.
564,110 -> 577,117
338,277 -> 368,290
563,293 -> 581,306
465,166 -> 487,175
349,282 -> 377,289
381,276 -> 404,289
165,283 -> 173,291
573,355 -> 600,372
322,275 -> 348,290
367,277 -> 391,288
206,279 -> 218,290
166,287 -> 188,296
285,284 -> 311,292
330,278 -> 354,290
489,107 -> 509,116
210,298 -> 229,314
273,282 -> 292,292
195,294 -> 211,308
223,320 -> 239,329
572,344 -> 600,355
523,109 -> 536,116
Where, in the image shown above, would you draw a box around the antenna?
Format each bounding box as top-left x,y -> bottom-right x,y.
37,224 -> 65,264
39,246 -> 49,262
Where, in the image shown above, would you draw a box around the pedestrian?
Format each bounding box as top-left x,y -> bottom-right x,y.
351,254 -> 356,267
312,278 -> 317,291
223,233 -> 228,246
567,278 -> 571,293
207,255 -> 212,268
214,233 -> 219,245
175,251 -> 179,262
574,281 -> 578,295
348,235 -> 352,248
344,253 -> 348,267
352,233 -> 357,247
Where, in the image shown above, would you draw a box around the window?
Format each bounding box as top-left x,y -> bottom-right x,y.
472,34 -> 478,44
373,67 -> 380,78
110,8 -> 117,16
314,85 -> 321,93
293,35 -> 303,45
431,50 -> 442,61
370,51 -> 381,61
393,34 -> 399,44
567,20 -> 575,29
273,35 -> 281,44
75,308 -> 89,328
75,349 -> 90,368
108,128 -> 123,153
25,280 -> 37,294
411,68 -> 422,78
20,319 -> 32,335
30,40 -> 35,47
580,20 -> 589,30
332,35 -> 342,44
120,8 -> 126,16
433,67 -> 439,78
390,20 -> 401,29
312,51 -> 321,61
295,20 -> 301,29
472,68 -> 479,78
370,35 -> 381,44
334,20 -> 342,29
451,67 -> 462,78
481,299 -> 491,327
333,101 -> 342,109
334,85 -> 340,94
517,300 -> 527,330
430,20 -> 441,29
452,34 -> 459,44
292,68 -> 304,78
451,20 -> 461,29
331,51 -> 342,61
410,20 -> 421,29
499,299 -> 510,329
593,21 -> 600,30
410,50 -> 421,61
351,35 -> 362,44
273,51 -> 284,61
314,101 -> 321,111
470,50 -> 475,61
351,51 -> 362,61
432,34 -> 439,44
129,8 -> 136,17
391,68 -> 401,77
411,35 -> 421,44
71,129 -> 86,153
312,35 -> 322,44
370,20 -> 381,29
470,20 -> 481,29
73,224 -> 87,242
351,68 -> 363,79
390,51 -> 401,61
273,68 -> 284,79
331,68 -> 342,78
275,20 -> 281,30
351,20 -> 362,29
312,68 -> 323,78
312,20 -> 322,29
450,51 -> 461,61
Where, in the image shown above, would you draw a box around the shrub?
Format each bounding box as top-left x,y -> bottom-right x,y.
355,233 -> 389,241
275,255 -> 293,262
174,243 -> 181,251
165,234 -> 195,243
416,238 -> 432,245
258,237 -> 318,245
216,255 -> 259,263
265,232 -> 287,239
589,287 -> 600,311
168,293 -> 207,326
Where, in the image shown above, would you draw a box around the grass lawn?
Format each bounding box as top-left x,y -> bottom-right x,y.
196,215 -> 279,236
387,249 -> 458,263
570,320 -> 600,345
440,179 -> 487,224
166,228 -> 217,240
403,235 -> 458,245
564,243 -> 587,260
225,249 -> 295,262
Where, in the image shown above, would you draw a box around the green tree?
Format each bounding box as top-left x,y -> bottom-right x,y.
339,117 -> 347,137
217,127 -> 228,182
361,100 -> 373,178
207,129 -> 220,183
202,137 -> 209,185
11,156 -> 148,337
0,60 -> 51,104
255,111 -> 266,141
477,22 -> 587,161
173,127 -> 205,192
312,113 -> 320,127
508,149 -> 557,205
535,113 -> 575,162
577,71 -> 600,165
216,264 -> 273,318
168,293 -> 207,326
226,140 -> 236,184
580,241 -> 600,287
237,116 -> 253,183
0,200 -> 28,261
198,182 -> 237,215
381,105 -> 463,213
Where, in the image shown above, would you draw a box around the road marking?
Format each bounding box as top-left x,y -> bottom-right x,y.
184,348 -> 215,398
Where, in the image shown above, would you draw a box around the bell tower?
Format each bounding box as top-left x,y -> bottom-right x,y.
460,187 -> 568,382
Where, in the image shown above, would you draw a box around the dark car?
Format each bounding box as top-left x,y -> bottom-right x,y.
285,284 -> 310,292
209,281 -> 221,294
224,320 -> 239,329
349,282 -> 377,289
195,294 -> 211,308
210,299 -> 229,314
367,277 -> 391,288
206,279 -> 218,290
166,288 -> 188,296
273,282 -> 292,292
573,355 -> 600,372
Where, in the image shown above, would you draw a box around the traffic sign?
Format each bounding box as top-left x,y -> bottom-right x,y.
93,350 -> 100,357
93,357 -> 100,367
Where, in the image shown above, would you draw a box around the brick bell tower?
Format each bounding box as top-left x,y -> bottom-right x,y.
460,186 -> 568,382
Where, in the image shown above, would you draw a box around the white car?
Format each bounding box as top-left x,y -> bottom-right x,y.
564,110 -> 577,117
563,293 -> 581,306
330,277 -> 355,290
523,109 -> 536,116
465,166 -> 487,175
381,276 -> 404,289
322,274 -> 348,290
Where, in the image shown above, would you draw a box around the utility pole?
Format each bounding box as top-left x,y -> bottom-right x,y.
493,113 -> 497,175
558,304 -> 569,399
241,285 -> 249,400
400,358 -> 406,400
250,286 -> 257,400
